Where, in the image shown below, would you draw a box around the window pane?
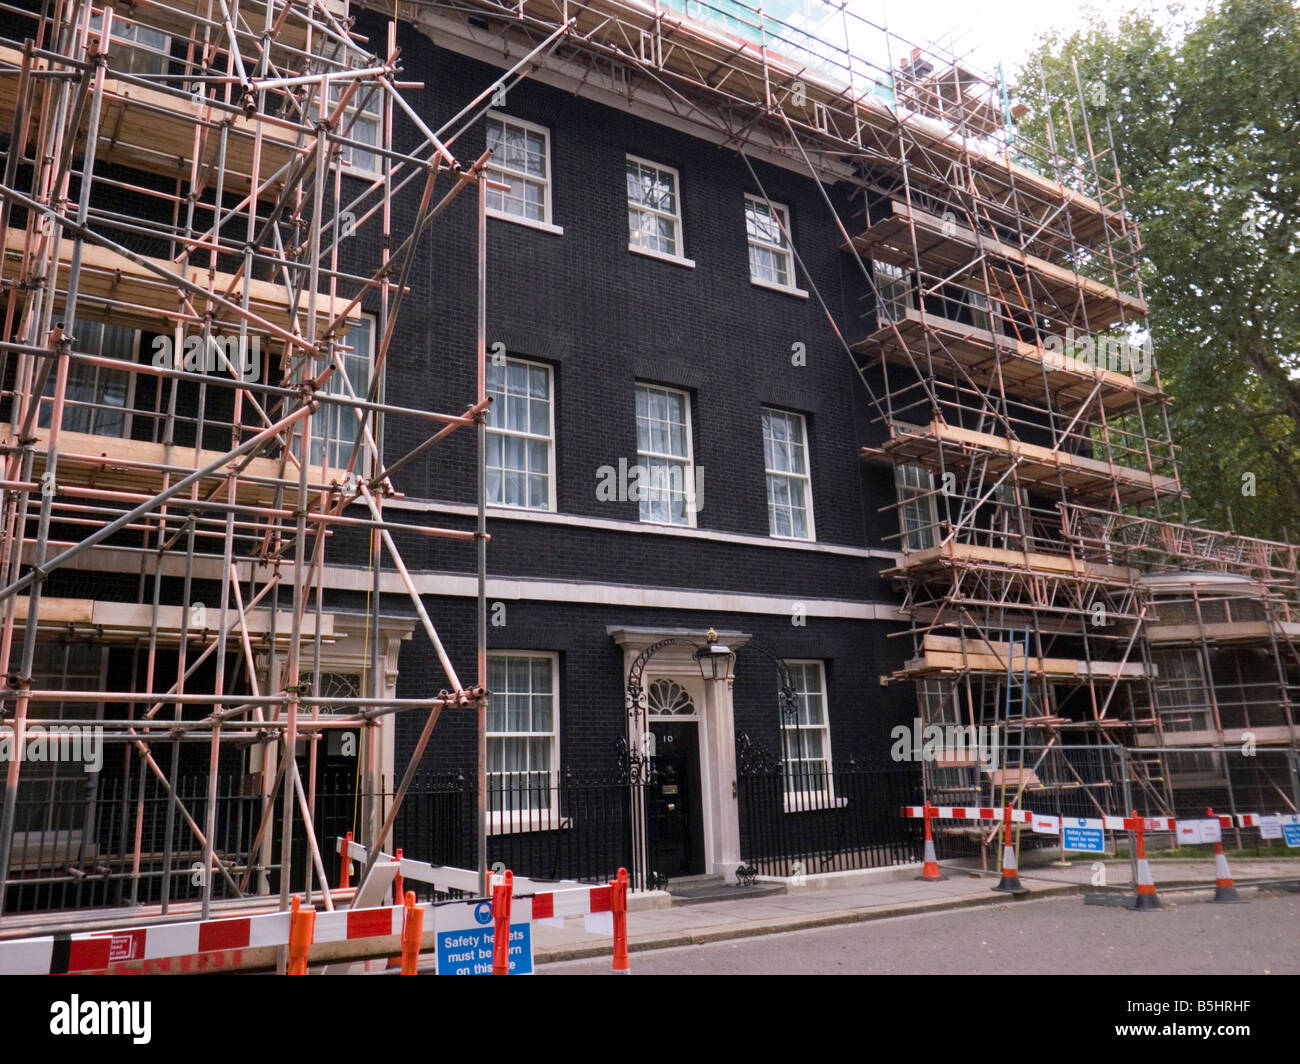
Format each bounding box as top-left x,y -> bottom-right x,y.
528,474 -> 548,509
487,655 -> 557,815
486,358 -> 552,509
526,437 -> 548,475
532,693 -> 552,732
636,385 -> 691,525
627,160 -> 682,255
747,198 -> 794,286
789,504 -> 808,540
529,366 -> 548,398
781,664 -> 830,794
528,398 -> 549,436
486,119 -> 549,221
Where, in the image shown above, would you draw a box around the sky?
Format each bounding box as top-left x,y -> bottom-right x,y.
823,0 -> 1208,80
879,0 -> 1105,71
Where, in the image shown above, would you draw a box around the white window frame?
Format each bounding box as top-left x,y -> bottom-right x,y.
330,81 -> 383,178
781,661 -> 844,812
40,318 -> 139,439
307,44 -> 383,179
762,408 -> 815,541
91,13 -> 170,77
966,287 -> 992,332
745,195 -> 806,297
986,476 -> 1025,550
895,463 -> 939,552
305,313 -> 374,472
486,651 -> 564,834
874,261 -> 912,326
635,382 -> 697,529
626,155 -> 694,268
10,643 -> 108,863
485,355 -> 556,512
485,112 -> 562,235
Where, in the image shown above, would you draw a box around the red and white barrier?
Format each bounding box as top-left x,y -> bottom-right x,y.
903,805 -> 1266,836
900,805 -> 1032,823
342,838 -> 632,973
0,896 -> 418,976
900,803 -> 1291,904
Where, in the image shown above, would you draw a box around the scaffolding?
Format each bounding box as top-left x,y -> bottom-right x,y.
0,0 -> 525,921
1,0 -> 1296,924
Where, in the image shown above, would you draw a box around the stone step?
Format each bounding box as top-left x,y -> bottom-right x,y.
666,880 -> 785,905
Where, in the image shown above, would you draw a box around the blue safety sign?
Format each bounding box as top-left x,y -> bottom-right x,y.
1062,817 -> 1105,853
433,898 -> 534,975
1282,814 -> 1300,849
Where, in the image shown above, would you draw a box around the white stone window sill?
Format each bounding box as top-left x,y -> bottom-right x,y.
638,516 -> 697,530
629,243 -> 696,269
751,276 -> 809,299
487,209 -> 564,236
339,163 -> 381,183
486,812 -> 572,836
487,502 -> 556,516
783,793 -> 848,814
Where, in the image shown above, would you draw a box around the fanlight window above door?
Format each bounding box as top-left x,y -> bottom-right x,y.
647,678 -> 696,716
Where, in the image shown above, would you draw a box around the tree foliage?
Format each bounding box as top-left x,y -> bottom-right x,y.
1017,0 -> 1300,541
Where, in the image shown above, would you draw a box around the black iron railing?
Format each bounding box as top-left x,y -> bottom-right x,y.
385,770 -> 635,888
737,756 -> 924,876
2,772 -> 262,915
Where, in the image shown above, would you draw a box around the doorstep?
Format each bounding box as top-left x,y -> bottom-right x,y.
629,889 -> 672,911
667,881 -> 785,905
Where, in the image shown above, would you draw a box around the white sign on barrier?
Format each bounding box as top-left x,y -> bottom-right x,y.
1199,818 -> 1222,844
1259,814 -> 1283,840
1176,819 -> 1204,845
1031,814 -> 1060,835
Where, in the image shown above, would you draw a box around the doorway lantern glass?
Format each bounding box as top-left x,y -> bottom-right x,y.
693,627 -> 735,683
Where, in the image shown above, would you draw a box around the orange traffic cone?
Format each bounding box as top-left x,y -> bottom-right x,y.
1127,810 -> 1162,911
1207,809 -> 1245,904
611,867 -> 630,975
992,804 -> 1029,895
287,894 -> 315,975
339,830 -> 353,890
918,801 -> 946,881
491,869 -> 513,975
400,891 -> 424,974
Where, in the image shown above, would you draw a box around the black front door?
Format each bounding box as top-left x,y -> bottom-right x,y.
647,720 -> 705,879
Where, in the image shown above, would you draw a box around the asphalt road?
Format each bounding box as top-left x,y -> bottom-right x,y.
540,890 -> 1300,975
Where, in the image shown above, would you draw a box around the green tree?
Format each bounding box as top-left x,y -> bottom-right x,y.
1017,0 -> 1300,541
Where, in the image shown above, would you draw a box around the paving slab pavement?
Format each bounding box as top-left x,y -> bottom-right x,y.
531,857 -> 1300,963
